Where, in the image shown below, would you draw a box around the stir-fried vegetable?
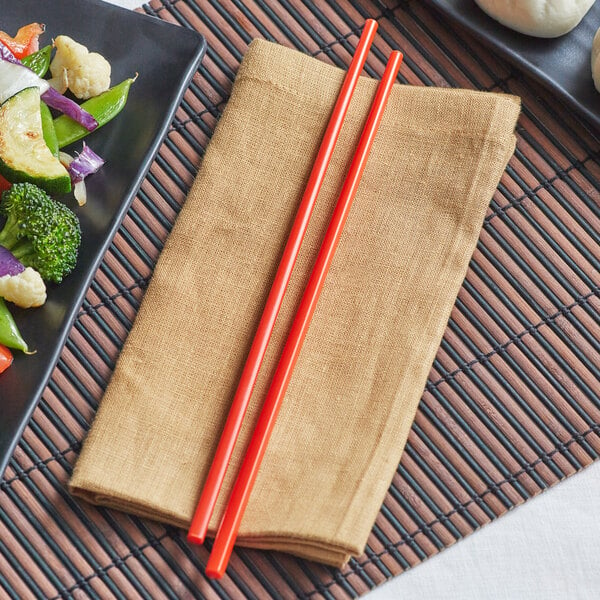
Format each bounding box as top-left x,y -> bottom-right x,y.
0,296 -> 29,353
0,246 -> 46,308
0,41 -> 98,131
40,101 -> 59,157
0,87 -> 71,194
0,183 -> 81,284
50,35 -> 111,100
42,85 -> 98,131
0,343 -> 12,373
65,144 -> 104,183
0,267 -> 46,308
54,76 -> 135,148
0,59 -> 49,103
60,144 -> 105,206
0,21 -> 135,368
0,245 -> 24,276
21,45 -> 52,77
0,23 -> 44,59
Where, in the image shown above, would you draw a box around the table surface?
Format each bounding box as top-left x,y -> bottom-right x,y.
371,459 -> 600,600
108,1 -> 600,596
1,0 -> 598,598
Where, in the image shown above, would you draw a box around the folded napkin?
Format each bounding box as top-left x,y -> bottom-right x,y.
70,39 -> 520,567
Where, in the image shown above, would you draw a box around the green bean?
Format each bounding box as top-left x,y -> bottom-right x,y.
54,77 -> 135,148
40,101 -> 59,158
0,297 -> 29,353
21,45 -> 52,78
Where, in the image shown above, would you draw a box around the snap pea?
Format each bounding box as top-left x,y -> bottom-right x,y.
0,297 -> 29,353
53,77 -> 135,148
40,101 -> 59,158
21,45 -> 52,78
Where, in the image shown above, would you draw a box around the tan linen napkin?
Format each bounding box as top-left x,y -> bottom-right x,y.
70,39 -> 520,567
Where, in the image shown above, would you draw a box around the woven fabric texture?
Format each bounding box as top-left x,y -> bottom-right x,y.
70,39 -> 519,566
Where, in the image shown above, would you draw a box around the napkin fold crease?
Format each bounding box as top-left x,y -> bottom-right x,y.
70,39 -> 520,567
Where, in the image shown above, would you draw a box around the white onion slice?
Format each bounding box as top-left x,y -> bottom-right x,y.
0,60 -> 50,103
73,180 -> 87,206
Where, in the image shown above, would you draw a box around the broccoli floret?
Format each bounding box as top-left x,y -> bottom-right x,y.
0,182 -> 81,284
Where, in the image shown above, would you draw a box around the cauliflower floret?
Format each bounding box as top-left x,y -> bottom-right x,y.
0,267 -> 47,308
48,66 -> 69,95
50,35 -> 111,100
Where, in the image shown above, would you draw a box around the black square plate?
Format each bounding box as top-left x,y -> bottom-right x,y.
426,0 -> 600,130
0,0 -> 206,478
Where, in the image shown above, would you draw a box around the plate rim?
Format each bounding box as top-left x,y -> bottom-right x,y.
424,0 -> 600,130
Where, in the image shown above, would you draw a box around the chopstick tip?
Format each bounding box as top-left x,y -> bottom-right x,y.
206,559 -> 227,579
388,50 -> 404,73
186,530 -> 206,545
205,569 -> 225,579
364,18 -> 378,33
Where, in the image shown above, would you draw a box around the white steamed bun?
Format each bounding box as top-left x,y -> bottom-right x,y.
474,0 -> 596,38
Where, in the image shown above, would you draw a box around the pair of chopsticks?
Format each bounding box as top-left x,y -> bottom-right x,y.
187,19 -> 402,578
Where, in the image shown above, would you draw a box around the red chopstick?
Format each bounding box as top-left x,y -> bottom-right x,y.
205,50 -> 404,578
187,19 -> 378,546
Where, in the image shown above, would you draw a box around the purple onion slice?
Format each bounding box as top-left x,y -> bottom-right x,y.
41,86 -> 98,131
0,246 -> 25,277
0,41 -> 19,65
66,144 -> 104,183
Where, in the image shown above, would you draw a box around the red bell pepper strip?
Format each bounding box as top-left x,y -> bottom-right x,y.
0,23 -> 45,59
0,344 -> 13,374
0,175 -> 10,193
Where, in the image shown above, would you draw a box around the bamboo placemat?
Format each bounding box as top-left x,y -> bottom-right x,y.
2,1 -> 600,598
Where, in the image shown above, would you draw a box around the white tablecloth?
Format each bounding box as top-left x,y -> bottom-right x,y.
370,459 -> 600,600
104,2 -> 600,597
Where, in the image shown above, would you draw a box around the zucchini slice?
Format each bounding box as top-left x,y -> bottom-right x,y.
0,87 -> 71,195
